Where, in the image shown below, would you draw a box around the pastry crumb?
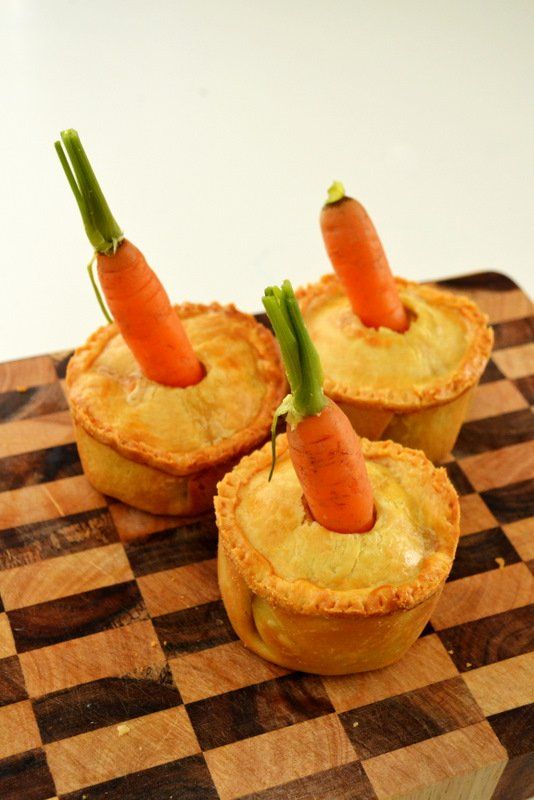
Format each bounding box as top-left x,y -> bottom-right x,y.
117,723 -> 131,736
465,662 -> 472,669
352,721 -> 359,727
494,557 -> 505,568
447,649 -> 454,655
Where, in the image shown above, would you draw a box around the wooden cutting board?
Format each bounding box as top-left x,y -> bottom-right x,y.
0,272 -> 532,800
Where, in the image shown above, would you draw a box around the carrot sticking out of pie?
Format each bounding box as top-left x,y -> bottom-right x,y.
320,181 -> 409,333
262,280 -> 374,533
54,129 -> 203,388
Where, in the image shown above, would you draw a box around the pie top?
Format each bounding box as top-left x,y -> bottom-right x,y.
298,276 -> 493,411
215,436 -> 460,616
67,303 -> 286,475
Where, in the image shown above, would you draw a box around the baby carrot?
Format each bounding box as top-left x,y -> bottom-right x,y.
320,181 -> 409,332
55,129 -> 203,387
263,281 -> 374,533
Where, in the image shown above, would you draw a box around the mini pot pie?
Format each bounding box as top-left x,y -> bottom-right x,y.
298,275 -> 493,462
216,435 -> 460,676
67,303 -> 286,516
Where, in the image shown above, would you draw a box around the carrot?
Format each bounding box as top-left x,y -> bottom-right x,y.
55,129 -> 203,387
263,281 -> 374,534
320,181 -> 409,333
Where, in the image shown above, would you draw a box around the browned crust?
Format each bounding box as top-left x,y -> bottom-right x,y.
66,303 -> 286,476
297,275 -> 494,412
215,436 -> 460,617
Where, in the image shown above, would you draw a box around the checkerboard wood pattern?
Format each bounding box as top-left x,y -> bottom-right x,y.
0,271 -> 532,800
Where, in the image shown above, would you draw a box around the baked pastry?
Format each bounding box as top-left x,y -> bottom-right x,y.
298,182 -> 493,463
216,434 -> 459,675
298,275 -> 493,462
216,280 -> 459,675
67,302 -> 285,516
56,129 -> 285,514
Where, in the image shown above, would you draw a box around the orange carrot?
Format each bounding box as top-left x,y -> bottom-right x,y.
263,281 -> 374,534
320,181 -> 409,333
55,129 -> 203,387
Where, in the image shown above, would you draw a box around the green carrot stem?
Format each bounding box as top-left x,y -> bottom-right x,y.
262,281 -> 326,420
325,180 -> 346,205
55,129 -> 123,255
87,255 -> 113,323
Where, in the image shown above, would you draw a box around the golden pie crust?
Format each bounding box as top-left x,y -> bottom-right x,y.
67,303 -> 286,515
297,276 -> 493,461
215,435 -> 460,674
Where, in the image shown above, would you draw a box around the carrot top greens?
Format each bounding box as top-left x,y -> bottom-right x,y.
262,280 -> 327,477
55,129 -> 123,256
325,180 -> 346,205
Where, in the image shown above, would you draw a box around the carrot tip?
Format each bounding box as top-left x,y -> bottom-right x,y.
325,181 -> 345,205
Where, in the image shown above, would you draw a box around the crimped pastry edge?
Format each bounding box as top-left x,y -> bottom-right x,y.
297,275 -> 493,412
66,302 -> 286,477
215,435 -> 460,617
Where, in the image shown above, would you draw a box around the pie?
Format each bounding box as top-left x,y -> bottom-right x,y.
216,435 -> 460,675
297,275 -> 493,461
67,303 -> 286,515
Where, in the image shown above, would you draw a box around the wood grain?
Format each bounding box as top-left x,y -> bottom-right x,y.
138,558 -> 220,617
0,475 -> 105,532
153,600 -> 238,658
237,762 -> 376,800
482,478 -> 534,524
493,342 -> 534,378
459,494 -> 497,536
0,507 -> 118,571
431,563 -> 534,630
465,380 -> 528,422
33,668 -> 181,743
0,749 -> 56,800
0,701 -> 41,759
437,604 -> 534,672
187,673 -> 333,750
459,441 -> 534,492
0,411 -> 74,458
454,408 -> 533,458
0,382 -> 67,423
339,676 -> 484,760
503,517 -> 534,560
0,543 -> 133,610
0,355 -> 56,393
0,655 -> 27,707
170,641 -> 288,704
0,274 -> 531,800
0,443 -> 82,493
8,580 -> 147,652
363,721 -> 506,800
492,316 -> 534,350
59,755 -> 218,800
45,706 -> 200,795
124,515 -> 218,577
108,502 -> 184,542
0,613 -> 16,658
324,635 -> 458,713
442,285 -> 532,324
448,527 -> 521,581
19,619 -> 164,697
205,714 -> 356,800
462,653 -> 534,715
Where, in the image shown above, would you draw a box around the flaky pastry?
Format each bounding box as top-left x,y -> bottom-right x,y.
216,435 -> 460,675
67,303 -> 286,515
298,276 -> 493,462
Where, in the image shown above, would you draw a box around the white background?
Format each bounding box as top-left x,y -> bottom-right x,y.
1,0 -> 533,362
